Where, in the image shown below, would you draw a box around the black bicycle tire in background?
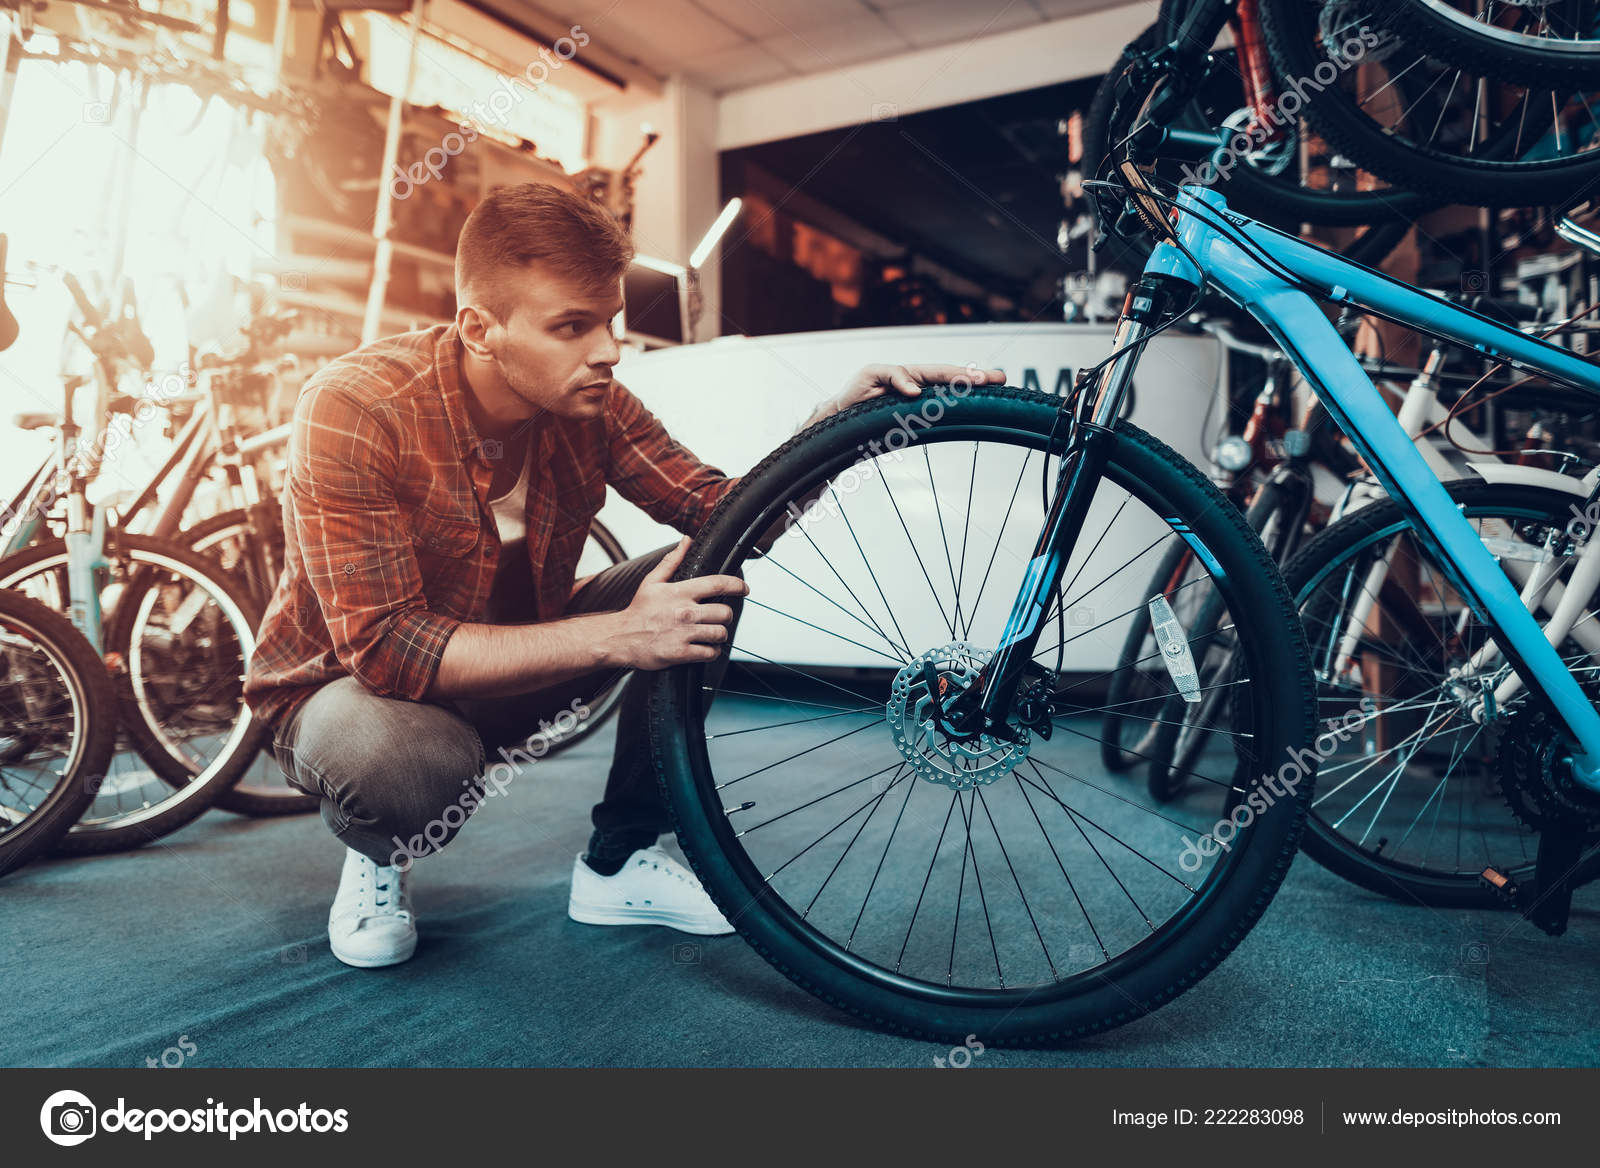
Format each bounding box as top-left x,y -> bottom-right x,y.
182,511 -> 632,817
0,592 -> 115,877
1260,0 -> 1600,206
0,533 -> 266,852
1083,25 -> 1422,270
649,388 -> 1317,1044
1282,479 -> 1600,906
504,518 -> 632,757
1146,477 -> 1315,801
1100,537 -> 1193,773
1384,0 -> 1600,89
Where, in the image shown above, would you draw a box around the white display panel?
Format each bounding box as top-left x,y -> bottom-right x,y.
598,322 -> 1224,672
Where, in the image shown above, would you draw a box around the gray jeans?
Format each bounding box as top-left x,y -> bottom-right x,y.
270,542 -> 684,867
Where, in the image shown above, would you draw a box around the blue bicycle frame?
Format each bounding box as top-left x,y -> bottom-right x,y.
979,183 -> 1600,792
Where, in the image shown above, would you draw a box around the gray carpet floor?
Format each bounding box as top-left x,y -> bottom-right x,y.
3,702 -> 1596,1069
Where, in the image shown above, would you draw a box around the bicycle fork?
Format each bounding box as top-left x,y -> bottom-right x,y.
944,275 -> 1189,740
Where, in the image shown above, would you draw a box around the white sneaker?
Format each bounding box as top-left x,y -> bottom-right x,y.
568,845 -> 735,936
328,848 -> 417,968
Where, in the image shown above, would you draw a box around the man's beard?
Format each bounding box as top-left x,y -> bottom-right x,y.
488,347 -> 553,415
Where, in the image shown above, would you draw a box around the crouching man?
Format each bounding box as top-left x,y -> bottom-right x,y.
244,181 -> 1002,967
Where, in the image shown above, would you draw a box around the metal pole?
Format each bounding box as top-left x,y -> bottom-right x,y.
0,16 -> 21,170
361,0 -> 426,344
270,0 -> 291,80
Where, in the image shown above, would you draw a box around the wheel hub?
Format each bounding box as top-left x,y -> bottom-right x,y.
885,642 -> 1029,790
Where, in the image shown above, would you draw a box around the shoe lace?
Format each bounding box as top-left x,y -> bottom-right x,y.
637,851 -> 701,890
360,860 -> 411,920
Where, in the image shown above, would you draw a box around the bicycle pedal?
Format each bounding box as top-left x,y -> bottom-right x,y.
1478,865 -> 1520,907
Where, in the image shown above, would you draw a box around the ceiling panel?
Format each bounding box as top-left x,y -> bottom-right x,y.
757,14 -> 912,73
493,0 -> 1139,94
679,41 -> 795,92
689,0 -> 872,40
877,0 -> 1044,48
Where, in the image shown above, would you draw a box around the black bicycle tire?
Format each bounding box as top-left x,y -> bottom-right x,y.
0,592 -> 115,877
179,508 -> 315,815
649,388 -> 1317,1044
1260,0 -> 1600,206
0,534 -> 267,852
1100,536 -> 1192,773
1084,21 -> 1432,263
1384,0 -> 1600,89
516,518 -> 631,757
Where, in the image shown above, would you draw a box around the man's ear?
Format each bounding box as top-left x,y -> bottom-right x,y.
456,302 -> 498,359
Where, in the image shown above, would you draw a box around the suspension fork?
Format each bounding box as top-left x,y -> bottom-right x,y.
1230,0 -> 1286,144
946,276 -> 1188,738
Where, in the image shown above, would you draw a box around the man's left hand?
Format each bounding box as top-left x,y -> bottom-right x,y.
821,363 -> 1008,420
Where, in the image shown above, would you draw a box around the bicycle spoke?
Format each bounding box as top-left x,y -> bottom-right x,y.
720,717 -> 884,791
923,446 -> 966,637
897,790 -> 960,973
878,466 -> 956,640
705,704 -> 880,741
845,767 -> 918,951
741,597 -> 907,666
975,785 -> 1056,978
741,758 -> 904,841
759,553 -> 911,662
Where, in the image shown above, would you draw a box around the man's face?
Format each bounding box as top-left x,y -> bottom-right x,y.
478,267 -> 623,420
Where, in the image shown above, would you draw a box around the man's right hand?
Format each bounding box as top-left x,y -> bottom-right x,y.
610,537 -> 748,670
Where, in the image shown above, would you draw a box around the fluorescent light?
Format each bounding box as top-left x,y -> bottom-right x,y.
689,198 -> 742,270
633,254 -> 686,278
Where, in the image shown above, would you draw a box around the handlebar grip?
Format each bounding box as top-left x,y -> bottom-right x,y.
61,272 -> 104,329
1163,126 -> 1228,159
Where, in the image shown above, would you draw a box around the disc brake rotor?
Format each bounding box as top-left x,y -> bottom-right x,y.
885,642 -> 1030,791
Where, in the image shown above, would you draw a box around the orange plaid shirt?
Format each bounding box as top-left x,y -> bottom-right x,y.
243,323 -> 738,730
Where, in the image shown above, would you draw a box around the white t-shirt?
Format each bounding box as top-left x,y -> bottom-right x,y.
487,441 -> 533,546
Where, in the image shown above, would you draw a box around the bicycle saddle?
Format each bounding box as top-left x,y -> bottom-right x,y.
0,235 -> 19,353
13,411 -> 60,431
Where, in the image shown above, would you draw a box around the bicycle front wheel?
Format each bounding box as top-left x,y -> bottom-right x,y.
649,388 -> 1318,1044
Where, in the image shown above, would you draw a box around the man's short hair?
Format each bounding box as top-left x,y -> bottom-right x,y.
455,182 -> 635,320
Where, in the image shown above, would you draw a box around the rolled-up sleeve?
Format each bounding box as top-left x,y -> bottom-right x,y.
289,382 -> 461,700
604,382 -> 739,533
